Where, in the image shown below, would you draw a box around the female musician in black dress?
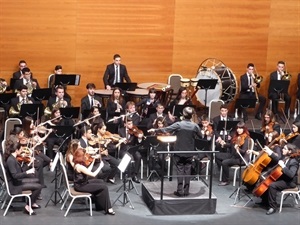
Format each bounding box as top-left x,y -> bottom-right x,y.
72,148 -> 115,215
106,87 -> 126,124
136,87 -> 160,119
218,121 -> 251,186
4,139 -> 43,215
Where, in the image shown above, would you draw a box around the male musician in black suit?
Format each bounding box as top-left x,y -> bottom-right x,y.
80,83 -> 102,119
12,60 -> 27,79
268,61 -> 291,117
13,67 -> 40,93
239,63 -> 266,121
46,85 -> 71,111
147,103 -> 173,129
103,54 -> 131,90
9,85 -> 35,118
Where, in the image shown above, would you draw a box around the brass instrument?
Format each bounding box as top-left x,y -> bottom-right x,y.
0,79 -> 8,93
9,97 -> 32,116
25,80 -> 36,95
91,96 -> 101,107
281,62 -> 292,80
44,98 -> 67,117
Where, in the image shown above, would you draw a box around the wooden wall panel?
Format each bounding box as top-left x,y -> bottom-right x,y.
0,0 -> 299,110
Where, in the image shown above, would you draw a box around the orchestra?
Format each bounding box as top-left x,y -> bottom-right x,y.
1,59 -> 300,217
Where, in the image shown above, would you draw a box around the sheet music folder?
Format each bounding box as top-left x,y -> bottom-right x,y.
59,107 -> 80,119
54,74 -> 81,86
32,88 -> 52,101
268,80 -> 290,94
20,103 -> 44,120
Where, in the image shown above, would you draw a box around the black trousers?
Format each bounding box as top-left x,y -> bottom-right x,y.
268,92 -> 291,114
173,155 -> 193,195
239,92 -> 266,115
22,177 -> 42,204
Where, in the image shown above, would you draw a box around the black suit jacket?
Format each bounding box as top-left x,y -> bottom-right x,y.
80,95 -> 102,115
12,71 -> 22,79
212,115 -> 232,139
240,73 -> 260,94
103,63 -> 131,87
268,71 -> 280,95
9,96 -> 35,112
13,78 -> 40,91
47,96 -> 71,110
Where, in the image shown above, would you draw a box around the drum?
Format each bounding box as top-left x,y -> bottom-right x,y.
126,89 -> 149,104
94,89 -> 113,108
190,78 -> 199,87
195,69 -> 222,106
195,58 -> 238,104
180,78 -> 190,87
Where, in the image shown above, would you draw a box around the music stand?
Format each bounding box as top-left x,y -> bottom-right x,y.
197,79 -> 218,107
48,126 -> 75,139
235,98 -> 257,110
115,82 -> 137,91
19,103 -> 44,120
0,93 -> 16,105
268,80 -> 290,97
195,139 -> 210,182
54,74 -> 81,86
9,78 -> 18,90
113,153 -> 135,209
144,136 -> 160,181
249,131 -> 266,151
172,104 -> 196,118
145,107 -> 156,118
59,107 -> 80,120
31,88 -> 52,102
217,120 -> 240,134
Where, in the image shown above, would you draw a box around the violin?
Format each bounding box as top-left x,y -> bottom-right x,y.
234,133 -> 248,147
16,147 -> 32,164
261,121 -> 275,133
128,125 -> 144,138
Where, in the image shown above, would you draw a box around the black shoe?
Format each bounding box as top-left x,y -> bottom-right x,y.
132,176 -> 140,183
255,114 -> 261,120
266,208 -> 276,215
174,191 -> 184,197
184,192 -> 190,196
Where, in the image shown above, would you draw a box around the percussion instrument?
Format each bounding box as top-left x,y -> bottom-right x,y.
138,82 -> 169,90
180,78 -> 190,88
195,58 -> 238,104
190,78 -> 199,87
126,89 -> 149,104
94,89 -> 113,108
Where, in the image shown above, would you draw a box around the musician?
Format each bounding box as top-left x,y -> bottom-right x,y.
65,139 -> 80,181
72,148 -> 115,215
13,67 -> 40,93
79,126 -> 119,184
136,87 -> 161,119
123,101 -> 141,126
106,87 -> 125,124
260,143 -> 299,215
218,122 -> 251,186
81,83 -> 102,119
84,106 -> 104,135
149,107 -> 202,196
260,109 -> 281,146
46,85 -> 71,112
4,138 -> 43,215
9,84 -> 34,118
12,60 -> 27,79
168,87 -> 191,123
118,117 -> 144,183
277,121 -> 300,152
239,63 -> 266,121
268,61 -> 291,117
147,103 -> 173,129
103,54 -> 131,90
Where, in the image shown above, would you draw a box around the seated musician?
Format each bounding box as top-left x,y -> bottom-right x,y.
46,85 -> 71,114
260,110 -> 281,147
79,126 -> 119,184
147,103 -> 173,129
106,87 -> 125,124
257,143 -> 299,215
118,117 -> 144,183
218,121 -> 251,186
80,83 -> 102,120
123,101 -> 141,126
213,104 -> 233,170
13,67 -> 40,94
9,84 -> 34,118
65,139 -> 80,181
4,137 -> 43,215
168,86 -> 191,123
78,106 -> 103,136
136,87 -> 161,119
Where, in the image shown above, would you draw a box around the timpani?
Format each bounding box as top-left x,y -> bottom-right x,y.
126,88 -> 149,104
138,82 -> 169,90
94,89 -> 113,108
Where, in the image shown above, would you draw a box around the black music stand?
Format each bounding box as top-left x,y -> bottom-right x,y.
0,93 -> 16,105
144,136 -> 160,181
269,80 -> 290,97
217,120 -> 240,134
54,74 -> 81,86
48,125 -> 75,139
145,107 -> 156,118
249,131 -> 266,151
45,133 -> 73,207
194,138 -> 210,182
59,107 -> 80,120
19,103 -> 44,120
9,78 -> 18,90
172,104 -> 196,118
113,153 -> 136,209
31,88 -> 52,102
235,98 -> 257,110
115,82 -> 137,91
197,79 -> 218,107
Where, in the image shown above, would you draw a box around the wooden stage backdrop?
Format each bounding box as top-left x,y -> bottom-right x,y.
0,0 -> 299,109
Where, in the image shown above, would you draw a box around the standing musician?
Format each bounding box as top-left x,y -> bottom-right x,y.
106,87 -> 126,124
268,61 -> 291,117
148,107 -> 202,197
260,110 -> 281,146
103,53 -> 131,90
9,84 -> 34,118
81,83 -> 102,120
4,138 -> 43,215
13,67 -> 40,94
239,63 -> 266,121
168,87 -> 191,123
118,117 -> 144,183
256,143 -> 299,215
218,122 -> 251,186
136,88 -> 161,119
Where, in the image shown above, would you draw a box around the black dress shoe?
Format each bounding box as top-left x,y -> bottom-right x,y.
255,114 -> 261,120
174,191 -> 184,197
132,176 -> 140,183
266,208 -> 276,215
